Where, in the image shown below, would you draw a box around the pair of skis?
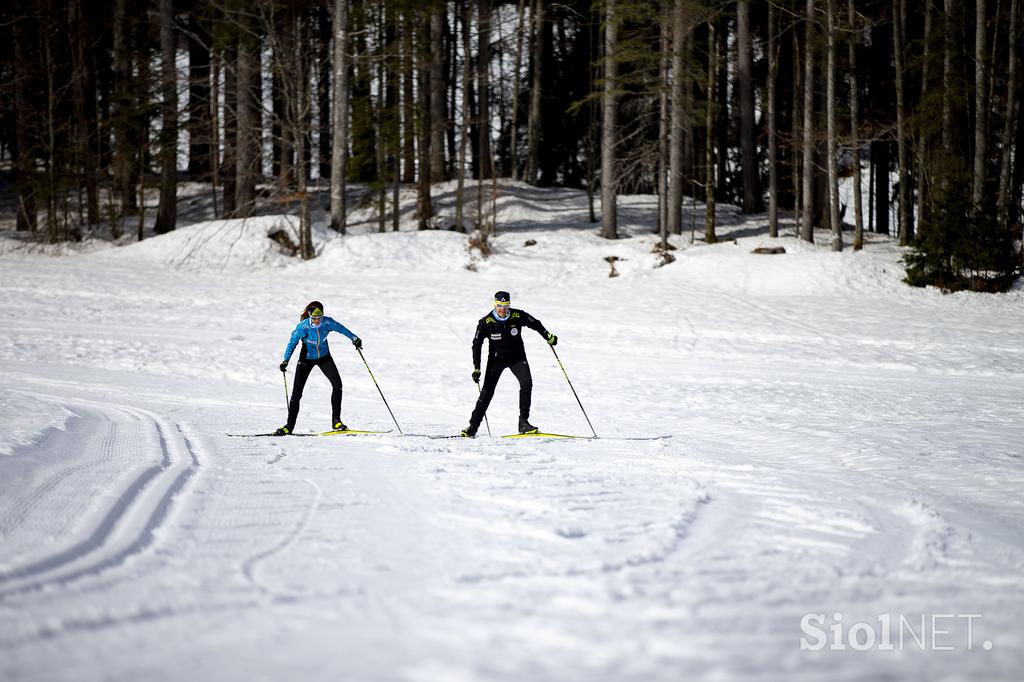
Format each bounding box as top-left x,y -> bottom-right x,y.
227,429 -> 663,441
228,428 -> 392,438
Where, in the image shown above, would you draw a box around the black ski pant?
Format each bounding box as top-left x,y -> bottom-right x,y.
287,354 -> 343,429
470,357 -> 533,427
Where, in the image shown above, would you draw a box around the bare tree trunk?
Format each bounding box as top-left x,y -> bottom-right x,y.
456,0 -> 471,232
448,14 -> 458,174
402,15 -> 416,183
849,0 -> 864,249
222,42 -> 238,217
476,0 -> 493,180
943,0 -> 956,158
894,0 -> 910,243
187,12 -> 212,179
715,24 -> 728,196
235,29 -> 259,218
154,0 -> 177,234
274,9 -> 295,190
800,0 -> 815,242
793,25 -> 802,233
997,0 -> 1019,230
684,33 -> 695,200
330,0 -> 350,233
388,6 -> 400,232
112,0 -> 136,214
430,4 -> 447,181
317,5 -> 332,180
737,0 -> 761,213
13,0 -> 38,232
767,2 -> 779,238
526,0 -> 545,183
667,0 -> 687,237
417,12 -> 434,229
600,0 -> 619,240
973,0 -> 987,206
705,20 -> 718,244
377,1 -> 388,234
210,50 -> 220,216
70,0 -> 99,226
586,6 -> 598,223
510,0 -> 527,181
915,0 -> 933,235
827,0 -> 842,250
658,22 -> 669,244
293,13 -> 314,259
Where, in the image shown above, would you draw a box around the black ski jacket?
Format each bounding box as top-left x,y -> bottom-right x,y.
472,308 -> 550,368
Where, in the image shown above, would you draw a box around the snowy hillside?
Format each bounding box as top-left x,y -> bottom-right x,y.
0,181 -> 1022,682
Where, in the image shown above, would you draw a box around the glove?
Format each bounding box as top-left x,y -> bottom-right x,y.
279,361 -> 288,373
546,333 -> 558,346
472,368 -> 481,384
352,337 -> 363,350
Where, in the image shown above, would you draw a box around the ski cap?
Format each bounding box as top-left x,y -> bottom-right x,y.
305,300 -> 325,318
494,291 -> 511,305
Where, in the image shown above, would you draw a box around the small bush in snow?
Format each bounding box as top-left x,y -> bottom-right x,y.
903,177 -> 1019,293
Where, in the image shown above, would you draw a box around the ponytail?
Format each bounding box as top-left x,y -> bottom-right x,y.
300,300 -> 324,321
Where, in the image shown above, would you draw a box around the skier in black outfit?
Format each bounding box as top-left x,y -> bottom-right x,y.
461,291 -> 557,437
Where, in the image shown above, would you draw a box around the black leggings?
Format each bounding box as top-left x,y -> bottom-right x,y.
470,358 -> 533,427
287,355 -> 343,429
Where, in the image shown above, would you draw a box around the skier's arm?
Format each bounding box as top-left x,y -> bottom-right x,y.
283,324 -> 303,362
472,319 -> 485,369
326,318 -> 358,342
524,312 -> 557,346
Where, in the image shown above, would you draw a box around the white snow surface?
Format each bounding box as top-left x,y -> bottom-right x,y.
0,180 -> 1022,681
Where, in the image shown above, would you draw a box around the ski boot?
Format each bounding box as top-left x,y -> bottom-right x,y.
274,426 -> 292,436
518,419 -> 539,434
332,421 -> 348,431
460,424 -> 478,438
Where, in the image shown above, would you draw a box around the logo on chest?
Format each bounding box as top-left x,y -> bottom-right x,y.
511,327 -> 519,336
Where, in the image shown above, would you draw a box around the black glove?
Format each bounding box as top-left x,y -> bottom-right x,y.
352,337 -> 363,350
546,332 -> 558,346
279,361 -> 288,373
472,368 -> 481,384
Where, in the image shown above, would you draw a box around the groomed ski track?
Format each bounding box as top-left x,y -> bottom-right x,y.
1,181 -> 1023,681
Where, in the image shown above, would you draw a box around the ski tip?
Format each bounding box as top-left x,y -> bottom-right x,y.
317,429 -> 393,436
500,432 -> 592,439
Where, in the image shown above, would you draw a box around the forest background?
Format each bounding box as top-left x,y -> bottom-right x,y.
1,0 -> 1021,290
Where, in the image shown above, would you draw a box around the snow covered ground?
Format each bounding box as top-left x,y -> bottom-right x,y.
0,180 -> 1022,682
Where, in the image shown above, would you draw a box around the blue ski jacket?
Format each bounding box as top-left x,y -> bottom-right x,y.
283,316 -> 357,362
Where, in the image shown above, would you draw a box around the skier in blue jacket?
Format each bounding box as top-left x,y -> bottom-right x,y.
275,300 -> 362,435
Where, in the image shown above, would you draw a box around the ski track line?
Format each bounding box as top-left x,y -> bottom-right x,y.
699,284 -> 842,347
0,414 -> 119,541
0,396 -> 202,600
432,447 -> 715,585
239,477 -> 323,593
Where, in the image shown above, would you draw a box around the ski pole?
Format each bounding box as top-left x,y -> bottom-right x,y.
476,383 -> 492,436
550,345 -> 597,438
282,369 -> 290,409
356,347 -> 403,434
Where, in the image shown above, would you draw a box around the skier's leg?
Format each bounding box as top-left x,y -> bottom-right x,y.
287,361 -> 315,429
510,360 -> 534,422
320,356 -> 344,425
469,360 -> 506,427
